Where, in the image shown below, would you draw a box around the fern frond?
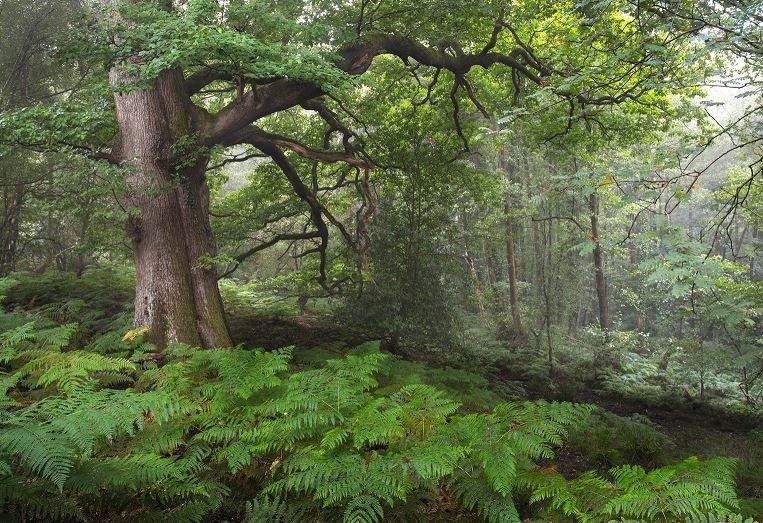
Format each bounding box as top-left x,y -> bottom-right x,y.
343,494 -> 385,523
451,472 -> 521,523
0,475 -> 85,521
0,424 -> 74,490
245,496 -> 313,523
19,350 -> 135,393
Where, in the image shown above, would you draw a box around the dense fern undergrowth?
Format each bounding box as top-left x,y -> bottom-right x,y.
0,271 -> 759,522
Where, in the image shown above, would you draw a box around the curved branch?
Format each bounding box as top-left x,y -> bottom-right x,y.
185,67 -> 233,96
247,141 -> 332,287
224,125 -> 369,168
219,230 -> 320,279
202,33 -> 552,144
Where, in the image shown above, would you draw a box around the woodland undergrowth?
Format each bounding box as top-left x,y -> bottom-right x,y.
0,272 -> 758,523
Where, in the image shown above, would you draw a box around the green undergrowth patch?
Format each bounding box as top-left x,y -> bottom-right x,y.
292,340 -> 504,412
0,315 -> 753,521
0,274 -> 759,521
566,410 -> 675,471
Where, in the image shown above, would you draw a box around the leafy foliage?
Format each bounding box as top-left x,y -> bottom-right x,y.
524,456 -> 748,522
0,307 -> 593,522
0,309 -> 753,521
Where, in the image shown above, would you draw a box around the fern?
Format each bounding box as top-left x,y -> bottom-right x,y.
0,315 -> 751,522
525,456 -> 753,522
0,322 -> 37,363
0,389 -> 190,489
473,401 -> 594,497
343,494 -> 385,523
0,424 -> 75,490
0,475 -> 85,521
20,350 -> 135,393
244,496 -> 313,522
689,514 -> 759,523
451,471 -> 521,523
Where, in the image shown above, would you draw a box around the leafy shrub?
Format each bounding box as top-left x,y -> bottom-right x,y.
567,410 -> 674,469
0,289 -> 753,522
525,456 -> 747,522
0,315 -> 598,522
219,277 -> 302,318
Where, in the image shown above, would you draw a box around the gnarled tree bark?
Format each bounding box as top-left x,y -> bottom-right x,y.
111,68 -> 231,348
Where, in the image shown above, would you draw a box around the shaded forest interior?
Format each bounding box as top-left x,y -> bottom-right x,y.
1,0 -> 763,521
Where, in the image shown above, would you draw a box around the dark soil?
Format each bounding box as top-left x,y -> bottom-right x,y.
228,312 -> 370,350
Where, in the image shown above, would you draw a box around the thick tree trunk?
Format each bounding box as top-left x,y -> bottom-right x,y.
588,193 -> 608,331
111,68 -> 231,348
177,171 -> 232,347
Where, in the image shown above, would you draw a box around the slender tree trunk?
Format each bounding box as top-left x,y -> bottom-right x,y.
464,249 -> 485,317
482,239 -> 497,286
0,182 -> 23,276
588,193 -> 608,331
74,201 -> 91,277
734,222 -> 748,257
533,217 -> 553,376
111,68 -> 231,349
568,269 -> 585,338
504,193 -> 523,336
493,120 -> 523,337
33,212 -> 55,273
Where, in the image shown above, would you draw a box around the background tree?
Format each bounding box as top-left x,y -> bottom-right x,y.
1,0 -> 710,347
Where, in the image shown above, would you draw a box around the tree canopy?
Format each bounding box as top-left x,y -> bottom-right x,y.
0,0 -> 762,521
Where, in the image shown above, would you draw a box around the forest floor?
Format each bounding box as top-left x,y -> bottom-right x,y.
229,311 -> 763,516
231,311 -> 761,424
537,385 -> 759,485
228,311 -> 369,350
229,311 -> 762,437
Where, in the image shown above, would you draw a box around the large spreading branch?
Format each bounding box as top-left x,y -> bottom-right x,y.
225,125 -> 368,168
196,32 -> 555,145
172,20 -> 686,282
